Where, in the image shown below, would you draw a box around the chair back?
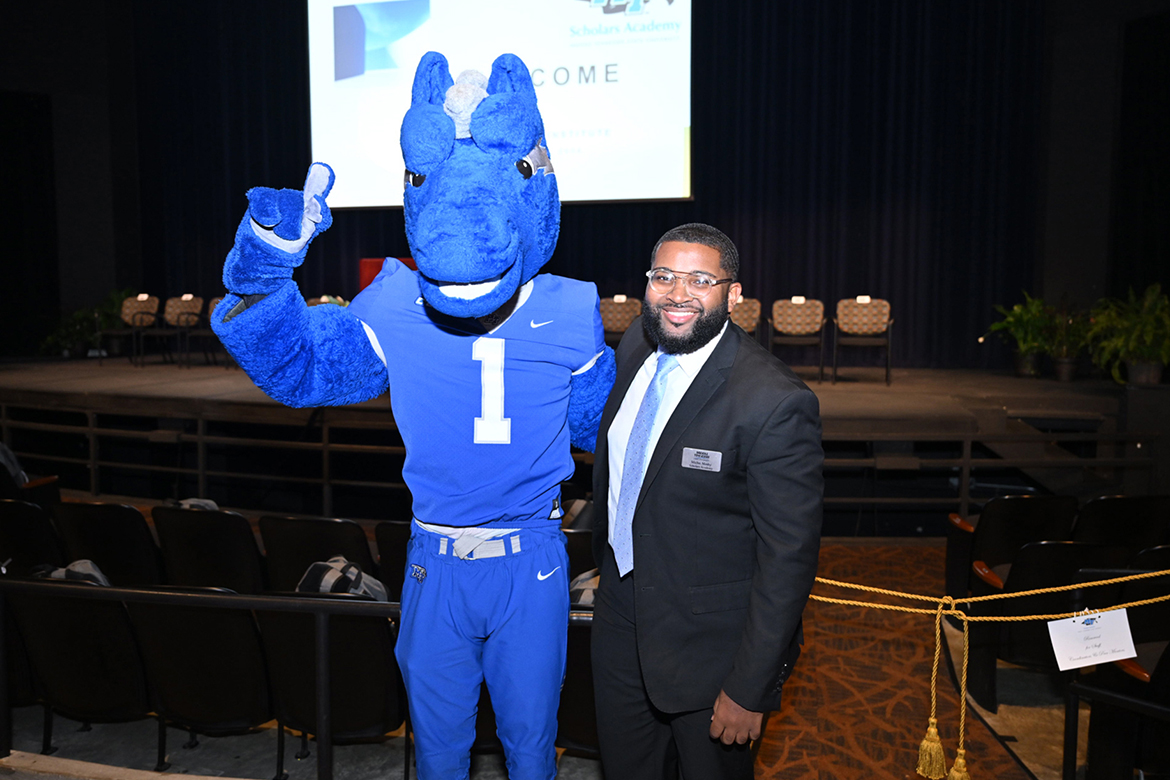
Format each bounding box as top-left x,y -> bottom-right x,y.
51,502 -> 164,586
835,298 -> 891,334
8,582 -> 151,723
0,499 -> 66,577
153,505 -> 266,593
374,520 -> 411,601
163,296 -> 204,328
729,298 -> 761,333
255,592 -> 405,742
259,515 -> 378,592
772,299 -> 825,335
999,542 -> 1130,669
556,621 -> 598,757
969,495 -> 1078,572
1124,546 -> 1170,645
599,298 -> 642,335
1072,494 -> 1170,550
128,588 -> 273,734
563,529 -> 595,579
121,295 -> 159,327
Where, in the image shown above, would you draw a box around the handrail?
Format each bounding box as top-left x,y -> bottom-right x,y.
1,398 -> 1156,519
0,578 -> 593,780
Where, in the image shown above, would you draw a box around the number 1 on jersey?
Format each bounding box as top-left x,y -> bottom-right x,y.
473,337 -> 511,444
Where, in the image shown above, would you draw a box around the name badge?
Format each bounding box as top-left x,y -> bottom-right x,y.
681,447 -> 722,472
1046,610 -> 1136,671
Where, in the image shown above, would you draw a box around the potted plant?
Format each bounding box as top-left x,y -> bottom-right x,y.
1046,306 -> 1089,382
1087,283 -> 1170,385
986,292 -> 1050,377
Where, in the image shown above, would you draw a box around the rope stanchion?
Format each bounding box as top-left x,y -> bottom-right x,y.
805,568 -> 1170,779
916,597 -> 950,779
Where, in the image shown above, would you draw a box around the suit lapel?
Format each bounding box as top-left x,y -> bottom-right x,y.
636,325 -> 741,509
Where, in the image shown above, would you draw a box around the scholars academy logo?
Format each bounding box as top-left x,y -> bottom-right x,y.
578,0 -> 674,15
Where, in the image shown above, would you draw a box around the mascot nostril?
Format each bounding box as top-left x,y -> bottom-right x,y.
212,50 -> 617,780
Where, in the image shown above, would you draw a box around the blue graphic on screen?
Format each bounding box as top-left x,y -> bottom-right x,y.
334,0 -> 430,80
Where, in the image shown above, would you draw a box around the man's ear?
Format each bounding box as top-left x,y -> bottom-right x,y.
727,283 -> 743,311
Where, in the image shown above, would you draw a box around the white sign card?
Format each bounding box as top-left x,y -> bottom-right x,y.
1046,609 -> 1137,672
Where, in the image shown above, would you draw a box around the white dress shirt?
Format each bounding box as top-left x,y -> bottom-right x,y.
607,321 -> 729,545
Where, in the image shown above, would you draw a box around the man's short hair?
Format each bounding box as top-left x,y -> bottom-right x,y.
650,223 -> 740,281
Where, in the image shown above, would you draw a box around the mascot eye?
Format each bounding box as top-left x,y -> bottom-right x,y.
515,159 -> 534,180
404,169 -> 426,188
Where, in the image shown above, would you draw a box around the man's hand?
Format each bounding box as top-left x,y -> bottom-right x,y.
709,689 -> 763,745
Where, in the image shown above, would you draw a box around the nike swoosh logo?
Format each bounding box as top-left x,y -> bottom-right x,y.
530,319 -> 553,328
537,567 -> 561,581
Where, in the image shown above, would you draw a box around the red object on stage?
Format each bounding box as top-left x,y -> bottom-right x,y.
359,257 -> 415,292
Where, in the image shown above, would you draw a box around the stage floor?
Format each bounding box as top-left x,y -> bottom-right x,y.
0,358 -> 1128,436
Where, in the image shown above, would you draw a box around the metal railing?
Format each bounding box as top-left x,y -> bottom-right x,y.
1,400 -> 1156,520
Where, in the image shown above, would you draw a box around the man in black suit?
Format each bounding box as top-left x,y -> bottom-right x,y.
591,223 -> 823,779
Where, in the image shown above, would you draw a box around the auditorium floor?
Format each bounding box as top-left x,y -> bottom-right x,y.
0,537 -> 1073,780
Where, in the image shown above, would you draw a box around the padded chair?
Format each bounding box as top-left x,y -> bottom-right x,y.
966,541 -> 1130,711
832,297 -> 894,385
945,494 -> 1078,601
728,297 -> 762,343
51,502 -> 165,586
563,529 -> 595,580
599,297 -> 642,347
259,515 -> 378,592
1071,494 -> 1170,552
127,587 -> 281,776
374,520 -> 411,602
148,295 -> 204,367
1079,645 -> 1170,780
255,592 -> 408,778
187,296 -> 225,366
99,294 -> 160,366
7,580 -> 152,755
153,505 -> 266,593
556,620 -> 599,761
0,469 -> 61,510
767,298 -> 826,382
0,499 -> 66,577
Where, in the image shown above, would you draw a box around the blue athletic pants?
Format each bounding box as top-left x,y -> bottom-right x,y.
396,523 -> 569,780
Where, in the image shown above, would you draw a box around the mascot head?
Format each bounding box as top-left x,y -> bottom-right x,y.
400,52 -> 559,319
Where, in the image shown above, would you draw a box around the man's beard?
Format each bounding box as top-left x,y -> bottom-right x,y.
642,298 -> 729,354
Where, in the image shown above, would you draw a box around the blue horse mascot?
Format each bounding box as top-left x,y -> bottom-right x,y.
212,52 -> 616,780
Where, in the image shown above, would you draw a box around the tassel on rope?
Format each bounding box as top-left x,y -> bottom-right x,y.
947,749 -> 970,780
916,599 -> 949,778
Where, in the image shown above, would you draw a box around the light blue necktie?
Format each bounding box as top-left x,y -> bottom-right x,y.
611,353 -> 679,576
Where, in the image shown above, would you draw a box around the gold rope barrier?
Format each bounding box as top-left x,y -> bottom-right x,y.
806,568 -> 1170,779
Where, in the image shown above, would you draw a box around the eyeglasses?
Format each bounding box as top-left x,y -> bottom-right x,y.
645,268 -> 734,298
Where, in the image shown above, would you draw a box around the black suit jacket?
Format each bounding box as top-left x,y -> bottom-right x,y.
592,321 -> 823,713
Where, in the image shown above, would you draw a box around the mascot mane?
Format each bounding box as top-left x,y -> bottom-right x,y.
400,52 -> 559,319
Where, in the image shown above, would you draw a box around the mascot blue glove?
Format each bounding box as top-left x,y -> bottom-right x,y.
213,51 -> 616,780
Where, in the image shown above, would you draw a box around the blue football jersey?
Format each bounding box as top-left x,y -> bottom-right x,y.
347,260 -> 604,528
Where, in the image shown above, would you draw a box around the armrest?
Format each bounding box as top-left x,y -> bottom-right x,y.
1113,658 -> 1151,684
948,513 -> 975,533
972,560 -> 1003,590
22,475 -> 59,489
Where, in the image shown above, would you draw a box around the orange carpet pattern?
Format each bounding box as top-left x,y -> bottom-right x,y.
755,541 -> 1030,780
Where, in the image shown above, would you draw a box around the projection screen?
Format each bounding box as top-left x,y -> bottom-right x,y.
307,0 -> 692,208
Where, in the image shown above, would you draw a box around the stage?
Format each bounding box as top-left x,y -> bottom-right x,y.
0,359 -> 1159,529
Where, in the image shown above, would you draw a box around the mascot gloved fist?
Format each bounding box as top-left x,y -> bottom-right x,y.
212,52 -> 616,780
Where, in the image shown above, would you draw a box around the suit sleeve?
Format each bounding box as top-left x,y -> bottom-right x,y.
721,387 -> 823,712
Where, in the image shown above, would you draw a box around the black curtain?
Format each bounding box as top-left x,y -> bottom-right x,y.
133,0 -> 1043,368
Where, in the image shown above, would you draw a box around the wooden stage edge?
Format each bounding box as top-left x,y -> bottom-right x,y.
0,359 -> 1131,437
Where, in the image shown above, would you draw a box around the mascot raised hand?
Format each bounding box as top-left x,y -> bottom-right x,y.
212,52 -> 615,780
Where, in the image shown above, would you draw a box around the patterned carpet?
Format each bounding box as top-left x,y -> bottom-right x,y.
756,540 -> 1031,780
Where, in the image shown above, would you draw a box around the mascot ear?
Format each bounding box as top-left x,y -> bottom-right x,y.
473,54 -> 543,157
411,51 -> 454,106
486,53 -> 537,100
